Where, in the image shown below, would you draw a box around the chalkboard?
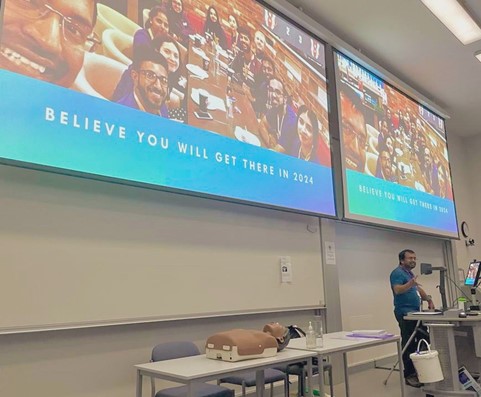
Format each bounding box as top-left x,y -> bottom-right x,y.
0,166 -> 325,333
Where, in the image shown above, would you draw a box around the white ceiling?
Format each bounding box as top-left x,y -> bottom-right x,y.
288,0 -> 481,137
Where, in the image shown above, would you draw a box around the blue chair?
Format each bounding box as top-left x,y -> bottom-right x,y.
218,368 -> 288,397
151,341 -> 235,397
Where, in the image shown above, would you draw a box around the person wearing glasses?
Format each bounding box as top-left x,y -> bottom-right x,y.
116,46 -> 169,118
112,8 -> 171,102
375,149 -> 396,181
258,76 -> 297,153
339,83 -> 368,173
112,34 -> 185,107
0,0 -> 99,88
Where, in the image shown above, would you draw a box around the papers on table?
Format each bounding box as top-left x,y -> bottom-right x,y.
347,329 -> 395,339
409,311 -> 443,315
352,329 -> 387,336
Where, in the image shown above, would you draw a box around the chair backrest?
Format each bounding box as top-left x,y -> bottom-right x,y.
152,341 -> 200,362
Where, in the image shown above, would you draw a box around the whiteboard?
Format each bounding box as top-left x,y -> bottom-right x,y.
0,166 -> 325,333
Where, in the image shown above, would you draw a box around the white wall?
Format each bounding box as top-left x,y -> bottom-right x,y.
0,165 -> 322,397
446,132 -> 481,270
0,165 -> 325,333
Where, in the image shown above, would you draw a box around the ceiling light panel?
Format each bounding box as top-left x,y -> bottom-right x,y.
421,0 -> 481,44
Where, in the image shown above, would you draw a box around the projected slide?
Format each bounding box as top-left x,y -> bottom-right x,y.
334,52 -> 458,237
0,0 -> 335,216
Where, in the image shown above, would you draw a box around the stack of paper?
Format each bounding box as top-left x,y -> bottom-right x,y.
351,329 -> 387,336
347,330 -> 394,339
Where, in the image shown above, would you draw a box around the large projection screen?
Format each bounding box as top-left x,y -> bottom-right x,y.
0,0 -> 335,217
334,51 -> 458,238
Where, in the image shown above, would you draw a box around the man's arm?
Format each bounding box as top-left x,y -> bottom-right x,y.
392,276 -> 418,295
418,286 -> 435,310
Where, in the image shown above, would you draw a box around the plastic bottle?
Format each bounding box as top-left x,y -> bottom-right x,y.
226,86 -> 234,119
314,315 -> 324,348
306,321 -> 316,349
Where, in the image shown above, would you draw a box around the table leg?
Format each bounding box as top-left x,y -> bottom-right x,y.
318,354 -> 325,397
188,382 -> 193,397
397,339 -> 405,397
256,369 -> 265,397
306,358 -> 313,397
136,369 -> 142,397
343,352 -> 349,397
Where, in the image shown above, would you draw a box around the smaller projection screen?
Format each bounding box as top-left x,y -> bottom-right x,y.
0,0 -> 335,216
334,51 -> 458,238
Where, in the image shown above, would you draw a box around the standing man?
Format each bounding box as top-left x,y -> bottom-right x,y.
390,249 -> 434,388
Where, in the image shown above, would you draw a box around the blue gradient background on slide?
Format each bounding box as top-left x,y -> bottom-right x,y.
346,170 -> 457,234
0,71 -> 336,216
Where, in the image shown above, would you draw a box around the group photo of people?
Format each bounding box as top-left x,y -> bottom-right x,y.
336,53 -> 453,200
0,0 -> 331,167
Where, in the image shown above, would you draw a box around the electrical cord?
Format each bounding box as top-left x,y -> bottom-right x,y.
442,272 -> 473,308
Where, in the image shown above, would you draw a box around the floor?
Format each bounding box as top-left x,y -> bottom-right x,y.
329,367 -> 426,397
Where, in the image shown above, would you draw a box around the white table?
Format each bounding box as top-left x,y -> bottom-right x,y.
287,332 -> 405,397
135,348 -> 317,397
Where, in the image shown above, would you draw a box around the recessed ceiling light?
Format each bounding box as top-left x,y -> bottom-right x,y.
421,0 -> 481,45
475,50 -> 481,62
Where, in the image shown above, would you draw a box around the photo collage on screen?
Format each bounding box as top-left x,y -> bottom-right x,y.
0,0 -> 331,167
336,52 -> 453,201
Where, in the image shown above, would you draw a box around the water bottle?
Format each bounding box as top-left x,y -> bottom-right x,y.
226,86 -> 234,119
314,316 -> 323,348
306,321 -> 316,349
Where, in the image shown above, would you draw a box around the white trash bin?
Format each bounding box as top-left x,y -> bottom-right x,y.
409,339 -> 444,383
